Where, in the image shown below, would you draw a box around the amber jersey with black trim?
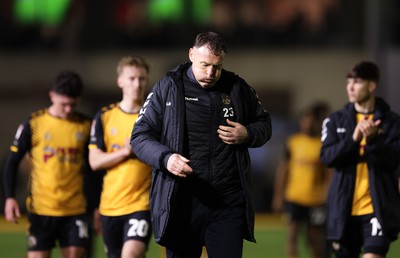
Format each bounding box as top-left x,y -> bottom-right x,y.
351,113 -> 374,215
284,132 -> 328,206
4,109 -> 91,216
89,103 -> 151,216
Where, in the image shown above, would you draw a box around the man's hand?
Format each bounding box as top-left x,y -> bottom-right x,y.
167,154 -> 193,177
217,119 -> 248,144
353,119 -> 381,142
123,138 -> 135,159
5,198 -> 21,224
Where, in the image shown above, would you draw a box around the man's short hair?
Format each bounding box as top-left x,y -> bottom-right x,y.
116,56 -> 149,76
193,31 -> 227,56
52,70 -> 83,98
346,61 -> 380,82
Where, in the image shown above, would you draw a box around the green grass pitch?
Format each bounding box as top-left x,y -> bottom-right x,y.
1,215 -> 399,258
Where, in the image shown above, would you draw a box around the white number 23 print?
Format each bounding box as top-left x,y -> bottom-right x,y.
223,107 -> 234,118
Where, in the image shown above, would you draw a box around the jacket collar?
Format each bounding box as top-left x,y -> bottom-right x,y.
343,97 -> 390,122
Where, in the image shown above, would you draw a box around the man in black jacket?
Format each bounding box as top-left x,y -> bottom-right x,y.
130,31 -> 272,258
320,61 -> 400,258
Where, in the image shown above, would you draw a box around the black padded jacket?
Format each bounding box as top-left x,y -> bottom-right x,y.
131,62 -> 272,245
320,97 -> 400,241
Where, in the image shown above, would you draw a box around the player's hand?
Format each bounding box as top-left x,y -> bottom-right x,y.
353,119 -> 381,142
271,196 -> 283,213
4,198 -> 21,224
167,154 -> 193,177
124,138 -> 135,159
218,119 -> 248,144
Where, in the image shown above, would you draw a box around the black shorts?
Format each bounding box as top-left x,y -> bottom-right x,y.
285,201 -> 326,226
331,214 -> 391,257
164,190 -> 246,258
100,211 -> 152,257
27,213 -> 90,251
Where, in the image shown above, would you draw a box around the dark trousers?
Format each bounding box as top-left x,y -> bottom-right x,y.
164,190 -> 246,258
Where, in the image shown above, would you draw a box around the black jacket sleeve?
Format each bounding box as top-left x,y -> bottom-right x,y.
89,110 -> 106,151
240,80 -> 272,148
320,113 -> 359,168
131,77 -> 176,170
365,112 -> 400,172
3,119 -> 31,198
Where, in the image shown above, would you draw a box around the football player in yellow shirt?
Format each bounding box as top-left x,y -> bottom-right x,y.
89,56 -> 152,258
273,102 -> 332,258
4,70 -> 92,258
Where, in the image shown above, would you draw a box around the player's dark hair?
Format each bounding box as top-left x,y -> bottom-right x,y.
311,101 -> 330,123
346,61 -> 380,82
193,31 -> 227,56
52,70 -> 83,98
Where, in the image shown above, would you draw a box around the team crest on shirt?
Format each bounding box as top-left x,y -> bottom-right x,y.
76,132 -> 85,141
221,93 -> 231,105
45,132 -> 52,141
110,127 -> 117,136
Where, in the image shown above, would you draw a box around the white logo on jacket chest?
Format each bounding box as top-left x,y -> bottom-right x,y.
336,128 -> 346,133
185,97 -> 198,101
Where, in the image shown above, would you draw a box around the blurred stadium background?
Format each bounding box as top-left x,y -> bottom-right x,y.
1,0 -> 400,257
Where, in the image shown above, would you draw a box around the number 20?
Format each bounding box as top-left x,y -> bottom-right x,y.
127,219 -> 149,237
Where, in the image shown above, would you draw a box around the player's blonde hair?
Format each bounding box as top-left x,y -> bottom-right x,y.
116,56 -> 149,76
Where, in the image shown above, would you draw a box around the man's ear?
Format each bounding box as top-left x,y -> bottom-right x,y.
117,77 -> 123,89
189,48 -> 194,62
368,81 -> 377,92
49,91 -> 55,101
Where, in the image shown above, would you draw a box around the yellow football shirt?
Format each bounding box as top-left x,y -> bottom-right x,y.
10,109 -> 91,216
89,103 -> 151,216
284,133 -> 328,206
351,113 -> 374,215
